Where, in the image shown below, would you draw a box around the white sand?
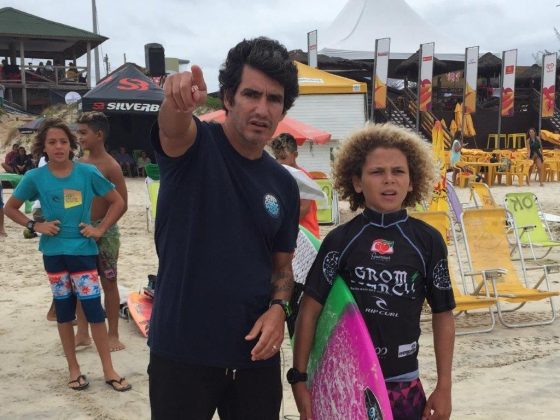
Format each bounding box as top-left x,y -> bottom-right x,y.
1,176 -> 560,419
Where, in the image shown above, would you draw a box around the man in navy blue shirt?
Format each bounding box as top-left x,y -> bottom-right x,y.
148,37 -> 300,420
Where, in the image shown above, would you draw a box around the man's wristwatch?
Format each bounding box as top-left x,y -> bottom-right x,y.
269,299 -> 291,318
26,220 -> 36,233
286,367 -> 308,385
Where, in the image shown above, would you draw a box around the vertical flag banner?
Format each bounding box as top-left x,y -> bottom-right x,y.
500,49 -> 517,117
464,46 -> 479,114
418,42 -> 435,112
541,53 -> 557,118
373,38 -> 390,110
307,30 -> 318,68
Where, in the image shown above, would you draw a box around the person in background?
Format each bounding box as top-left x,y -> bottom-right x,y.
136,150 -> 151,177
449,131 -> 464,186
14,146 -> 33,175
114,147 -> 136,177
270,132 -> 320,238
292,123 -> 455,420
527,127 -> 544,186
2,144 -> 19,173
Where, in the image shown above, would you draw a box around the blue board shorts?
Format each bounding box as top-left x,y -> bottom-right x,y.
43,254 -> 105,324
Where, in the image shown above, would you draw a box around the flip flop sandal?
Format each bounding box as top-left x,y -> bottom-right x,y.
68,374 -> 89,391
105,377 -> 132,392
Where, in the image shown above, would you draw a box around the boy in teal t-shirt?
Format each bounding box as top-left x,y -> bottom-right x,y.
3,118 -> 131,392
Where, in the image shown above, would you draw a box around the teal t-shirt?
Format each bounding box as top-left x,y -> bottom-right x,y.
13,162 -> 115,256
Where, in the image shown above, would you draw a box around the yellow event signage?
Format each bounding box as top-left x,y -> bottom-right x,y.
464,46 -> 479,114
294,61 -> 367,94
373,38 -> 390,110
418,42 -> 434,112
541,53 -> 557,118
63,189 -> 82,209
500,49 -> 517,117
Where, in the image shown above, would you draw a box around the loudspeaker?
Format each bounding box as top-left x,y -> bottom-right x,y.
145,43 -> 165,76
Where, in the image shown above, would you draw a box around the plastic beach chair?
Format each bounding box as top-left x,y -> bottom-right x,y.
145,177 -> 160,232
469,182 -> 498,208
460,208 -> 558,328
410,210 -> 497,335
504,192 -> 560,261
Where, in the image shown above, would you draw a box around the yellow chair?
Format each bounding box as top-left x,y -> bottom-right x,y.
506,133 -> 527,149
506,159 -> 532,186
469,182 -> 497,208
486,133 -> 506,149
410,210 -> 497,335
461,208 -> 559,328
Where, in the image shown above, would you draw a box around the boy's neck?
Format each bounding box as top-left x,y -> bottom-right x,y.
48,159 -> 73,175
86,145 -> 109,158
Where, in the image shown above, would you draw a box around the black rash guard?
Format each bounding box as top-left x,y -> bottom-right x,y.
304,207 -> 456,379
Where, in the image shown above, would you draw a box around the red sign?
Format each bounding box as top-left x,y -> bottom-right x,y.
117,78 -> 149,91
423,56 -> 433,62
505,65 -> 514,74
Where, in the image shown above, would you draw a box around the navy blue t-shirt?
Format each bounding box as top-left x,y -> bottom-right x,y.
148,117 -> 300,368
304,208 -> 456,379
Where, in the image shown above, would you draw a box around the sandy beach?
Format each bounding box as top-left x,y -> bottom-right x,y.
1,170 -> 560,419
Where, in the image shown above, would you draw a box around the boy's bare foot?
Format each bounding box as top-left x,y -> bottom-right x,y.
104,369 -> 131,392
108,336 -> 126,352
46,302 -> 57,321
75,334 -> 92,348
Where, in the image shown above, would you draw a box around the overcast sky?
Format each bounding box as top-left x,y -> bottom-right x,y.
5,0 -> 560,91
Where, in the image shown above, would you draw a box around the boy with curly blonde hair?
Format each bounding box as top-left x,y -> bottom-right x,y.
292,123 -> 455,420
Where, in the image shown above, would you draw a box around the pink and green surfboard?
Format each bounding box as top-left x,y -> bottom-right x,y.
294,227 -> 393,420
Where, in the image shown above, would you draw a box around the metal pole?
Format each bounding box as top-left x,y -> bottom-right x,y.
538,54 -> 545,135
86,42 -> 92,88
20,39 -> 27,111
497,51 -> 504,140
92,0 -> 100,83
416,47 -> 421,133
371,39 -> 378,122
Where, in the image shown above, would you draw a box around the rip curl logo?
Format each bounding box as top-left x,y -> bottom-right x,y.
371,239 -> 394,255
263,194 -> 280,218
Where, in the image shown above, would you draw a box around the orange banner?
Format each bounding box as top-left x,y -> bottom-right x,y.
500,49 -> 517,117
464,46 -> 479,114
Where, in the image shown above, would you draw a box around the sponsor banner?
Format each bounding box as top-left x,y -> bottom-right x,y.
373,38 -> 390,110
418,42 -> 434,112
307,30 -> 318,68
541,53 -> 557,118
88,101 -> 160,114
464,46 -> 479,114
500,49 -> 517,117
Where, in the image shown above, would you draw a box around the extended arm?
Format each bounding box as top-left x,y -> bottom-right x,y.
159,65 -> 208,157
422,310 -> 455,420
246,251 -> 294,361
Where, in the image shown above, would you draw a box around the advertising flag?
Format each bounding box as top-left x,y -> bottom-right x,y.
464,46 -> 479,114
373,38 -> 390,110
500,49 -> 517,117
418,42 -> 435,112
307,30 -> 318,68
541,53 -> 557,118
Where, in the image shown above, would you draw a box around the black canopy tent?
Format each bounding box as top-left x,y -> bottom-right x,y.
81,63 -> 163,154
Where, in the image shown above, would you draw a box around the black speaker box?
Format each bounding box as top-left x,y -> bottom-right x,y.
145,43 -> 165,76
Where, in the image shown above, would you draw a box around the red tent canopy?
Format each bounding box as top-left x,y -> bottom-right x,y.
197,109 -> 331,145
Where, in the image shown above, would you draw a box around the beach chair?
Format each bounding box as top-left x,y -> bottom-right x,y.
504,192 -> 560,261
410,210 -> 497,335
145,177 -> 160,232
469,182 -> 497,208
460,208 -> 558,328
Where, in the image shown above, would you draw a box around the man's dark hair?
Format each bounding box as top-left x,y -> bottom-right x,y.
77,111 -> 110,140
219,37 -> 298,114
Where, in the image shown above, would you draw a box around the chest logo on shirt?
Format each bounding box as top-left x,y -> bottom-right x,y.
263,194 -> 280,218
371,239 -> 394,255
63,189 -> 83,209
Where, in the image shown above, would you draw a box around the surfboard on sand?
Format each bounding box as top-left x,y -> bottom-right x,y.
292,227 -> 393,420
127,292 -> 152,338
